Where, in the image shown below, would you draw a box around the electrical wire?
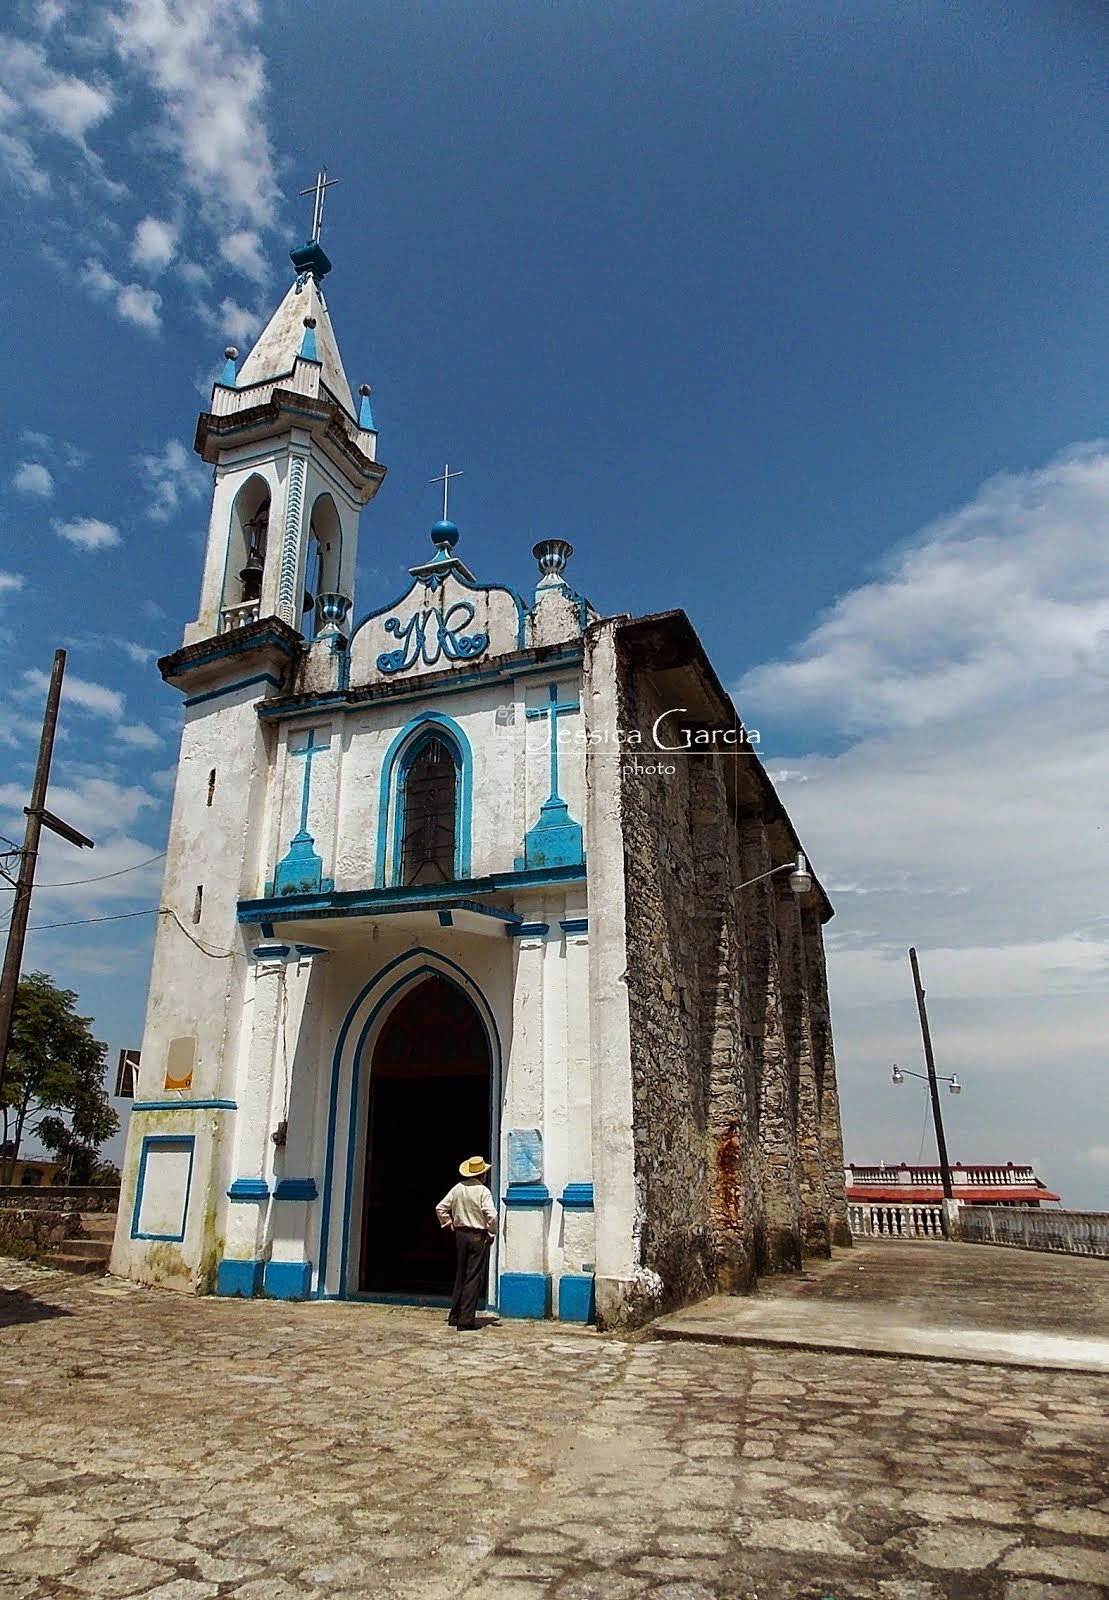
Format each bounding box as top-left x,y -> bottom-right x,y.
0,850 -> 167,891
158,906 -> 235,959
27,907 -> 160,932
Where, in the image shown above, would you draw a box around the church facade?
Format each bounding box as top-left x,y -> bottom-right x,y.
110,234 -> 849,1328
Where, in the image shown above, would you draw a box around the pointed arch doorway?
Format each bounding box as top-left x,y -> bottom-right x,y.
359,974 -> 492,1296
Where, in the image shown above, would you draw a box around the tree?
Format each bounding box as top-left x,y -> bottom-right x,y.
1,972 -> 118,1185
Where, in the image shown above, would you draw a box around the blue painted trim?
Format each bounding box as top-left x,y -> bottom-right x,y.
299,323 -> 318,361
316,949 -> 503,1298
263,1259 -> 312,1300
130,1134 -> 195,1242
273,1178 -> 318,1201
216,1258 -> 264,1297
183,673 -> 282,709
228,1177 -> 270,1201
252,944 -> 290,961
295,943 -> 329,957
166,628 -> 299,681
131,1099 -> 237,1112
499,1272 -> 551,1319
438,910 -> 453,927
218,352 -> 238,387
274,727 -> 333,897
254,646 -> 586,723
559,1183 -> 595,1210
503,1184 -> 553,1209
508,922 -> 549,940
559,918 -> 589,936
375,712 -> 473,885
558,1274 -> 596,1324
348,571 -> 529,657
238,865 -> 586,927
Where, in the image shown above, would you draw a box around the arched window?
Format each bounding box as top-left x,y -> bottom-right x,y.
305,493 -> 342,637
399,737 -> 458,884
222,475 -> 270,629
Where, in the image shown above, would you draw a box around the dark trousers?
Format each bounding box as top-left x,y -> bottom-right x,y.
449,1227 -> 491,1328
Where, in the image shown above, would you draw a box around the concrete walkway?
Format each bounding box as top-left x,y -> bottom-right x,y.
654,1240 -> 1109,1373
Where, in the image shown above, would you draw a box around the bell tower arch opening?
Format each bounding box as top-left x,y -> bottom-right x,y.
359,975 -> 491,1297
222,474 -> 271,626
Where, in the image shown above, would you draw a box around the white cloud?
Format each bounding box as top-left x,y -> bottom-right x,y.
131,215 -> 178,272
116,282 -> 162,330
0,38 -> 113,193
0,777 -> 164,920
1080,1146 -> 1109,1172
21,430 -> 50,453
19,667 -> 123,719
740,441 -> 1109,1212
114,721 -> 161,748
12,461 -> 54,498
0,572 -> 23,595
80,257 -> 162,333
136,437 -> 206,522
742,443 -> 1109,736
108,0 -> 279,247
54,515 -> 121,550
219,227 -> 266,284
122,641 -> 156,665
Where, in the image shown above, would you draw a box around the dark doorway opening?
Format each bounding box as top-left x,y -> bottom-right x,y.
360,975 -> 491,1296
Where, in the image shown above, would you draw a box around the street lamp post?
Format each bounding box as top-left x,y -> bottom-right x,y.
891,946 -> 964,1237
737,852 -> 812,896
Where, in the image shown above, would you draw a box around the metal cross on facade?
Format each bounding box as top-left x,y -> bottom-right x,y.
298,167 -> 339,244
429,463 -> 464,522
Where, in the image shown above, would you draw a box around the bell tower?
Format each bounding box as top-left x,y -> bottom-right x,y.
186,222 -> 385,651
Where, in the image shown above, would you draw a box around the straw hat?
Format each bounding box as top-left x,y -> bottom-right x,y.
459,1156 -> 491,1178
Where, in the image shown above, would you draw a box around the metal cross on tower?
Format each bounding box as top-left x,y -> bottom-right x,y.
429,463 -> 464,522
298,167 -> 339,244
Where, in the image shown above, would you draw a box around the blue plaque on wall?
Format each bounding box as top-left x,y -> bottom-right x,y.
506,1128 -> 543,1185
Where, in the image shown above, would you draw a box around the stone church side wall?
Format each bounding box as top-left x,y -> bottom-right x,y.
615,666 -> 720,1316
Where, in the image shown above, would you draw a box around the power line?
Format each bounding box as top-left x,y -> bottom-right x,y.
0,850 -> 167,891
27,907 -> 159,932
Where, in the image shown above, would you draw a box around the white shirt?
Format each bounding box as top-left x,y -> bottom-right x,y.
436,1179 -> 497,1235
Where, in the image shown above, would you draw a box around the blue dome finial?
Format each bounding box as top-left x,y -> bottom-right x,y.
432,519 -> 460,551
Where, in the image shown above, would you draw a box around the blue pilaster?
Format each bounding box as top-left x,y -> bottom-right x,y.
499,1272 -> 552,1319
263,1260 -> 312,1300
558,1274 -> 596,1323
216,1258 -> 264,1297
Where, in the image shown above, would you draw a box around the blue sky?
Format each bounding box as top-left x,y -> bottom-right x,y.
1,0 -> 1107,1206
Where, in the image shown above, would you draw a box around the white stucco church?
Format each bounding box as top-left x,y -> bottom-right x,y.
111,222 -> 849,1328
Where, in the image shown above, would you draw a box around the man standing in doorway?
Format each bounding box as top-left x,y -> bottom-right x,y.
436,1156 -> 497,1330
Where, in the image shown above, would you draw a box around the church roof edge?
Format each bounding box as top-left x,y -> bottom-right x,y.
601,608 -> 833,922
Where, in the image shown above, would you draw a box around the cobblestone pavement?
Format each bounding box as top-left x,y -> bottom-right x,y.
1,1257 -> 1107,1600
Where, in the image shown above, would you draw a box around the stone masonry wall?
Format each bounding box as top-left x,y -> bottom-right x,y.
617,670 -> 716,1315
612,620 -> 849,1313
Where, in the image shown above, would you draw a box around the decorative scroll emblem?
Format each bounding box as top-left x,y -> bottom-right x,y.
377,602 -> 489,675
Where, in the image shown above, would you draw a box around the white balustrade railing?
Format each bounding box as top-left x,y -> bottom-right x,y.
959,1206 -> 1109,1258
847,1202 -> 945,1239
219,600 -> 260,632
846,1164 -> 1038,1189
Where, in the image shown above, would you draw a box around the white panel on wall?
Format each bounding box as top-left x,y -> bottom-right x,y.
135,1138 -> 194,1241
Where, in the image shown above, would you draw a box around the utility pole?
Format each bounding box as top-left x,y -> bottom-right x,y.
0,650 -> 95,1114
908,945 -> 955,1210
